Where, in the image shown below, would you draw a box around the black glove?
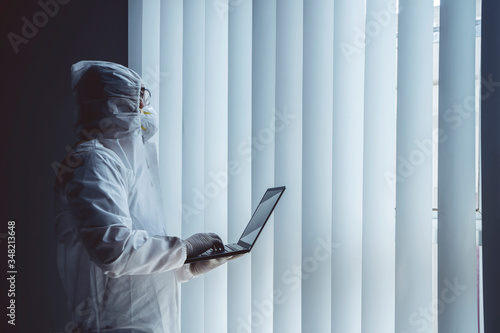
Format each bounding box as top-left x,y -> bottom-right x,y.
184,233 -> 224,258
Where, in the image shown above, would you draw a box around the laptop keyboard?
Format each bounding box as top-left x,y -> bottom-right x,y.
226,244 -> 241,251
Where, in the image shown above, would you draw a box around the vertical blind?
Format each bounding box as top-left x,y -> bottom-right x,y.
331,0 -> 364,332
129,0 -> 482,332
395,1 -> 434,333
438,1 -> 478,333
362,0 -> 396,331
303,1 -> 333,332
250,0 -> 275,332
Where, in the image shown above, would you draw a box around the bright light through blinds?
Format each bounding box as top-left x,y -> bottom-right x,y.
128,0 -> 483,332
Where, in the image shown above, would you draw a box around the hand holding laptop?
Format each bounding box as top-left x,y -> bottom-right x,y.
185,233 -> 224,258
189,253 -> 246,276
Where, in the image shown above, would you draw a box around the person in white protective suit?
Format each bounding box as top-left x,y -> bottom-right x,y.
54,60 -> 234,333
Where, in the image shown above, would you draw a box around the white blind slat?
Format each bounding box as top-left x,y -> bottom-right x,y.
438,0 -> 478,332
362,0 -> 397,332
159,0 -> 183,239
395,1 -> 434,333
227,0 -> 253,332
302,0 -> 334,332
203,1 -> 229,331
181,1 -> 206,331
332,0 -> 366,331
274,0 -> 303,332
251,0 -> 277,332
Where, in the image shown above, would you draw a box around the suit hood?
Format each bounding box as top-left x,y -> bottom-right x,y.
71,60 -> 143,140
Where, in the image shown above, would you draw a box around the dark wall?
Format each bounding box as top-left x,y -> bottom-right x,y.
481,0 -> 500,331
0,1 -> 128,331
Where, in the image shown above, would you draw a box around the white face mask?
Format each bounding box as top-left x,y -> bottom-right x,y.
140,105 -> 159,141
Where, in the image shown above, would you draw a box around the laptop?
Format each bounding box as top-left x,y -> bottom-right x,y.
185,186 -> 286,263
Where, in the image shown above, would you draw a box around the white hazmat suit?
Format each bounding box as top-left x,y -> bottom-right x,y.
53,61 -> 224,333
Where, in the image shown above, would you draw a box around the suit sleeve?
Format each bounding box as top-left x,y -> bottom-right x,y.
175,264 -> 196,283
66,150 -> 188,278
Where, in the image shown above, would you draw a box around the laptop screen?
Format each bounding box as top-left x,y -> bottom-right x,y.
238,187 -> 284,247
